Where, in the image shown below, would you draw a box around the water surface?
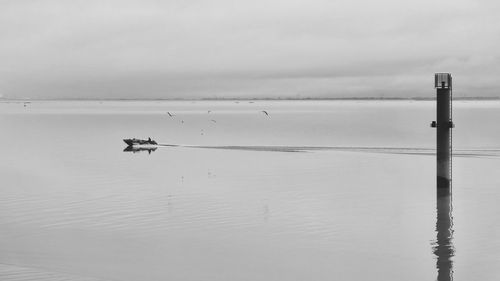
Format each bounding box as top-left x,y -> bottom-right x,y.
1,100 -> 500,281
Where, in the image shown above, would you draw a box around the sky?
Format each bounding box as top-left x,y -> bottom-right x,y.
0,0 -> 499,99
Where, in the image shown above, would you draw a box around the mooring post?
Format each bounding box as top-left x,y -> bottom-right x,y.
431,73 -> 454,188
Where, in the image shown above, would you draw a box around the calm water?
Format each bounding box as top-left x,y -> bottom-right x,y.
1,100 -> 500,281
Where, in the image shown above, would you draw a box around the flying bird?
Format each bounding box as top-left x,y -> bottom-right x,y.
210,119 -> 217,123
261,111 -> 269,116
167,112 -> 175,117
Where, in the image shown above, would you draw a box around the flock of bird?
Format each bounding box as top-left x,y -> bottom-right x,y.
166,110 -> 270,123
165,109 -> 270,136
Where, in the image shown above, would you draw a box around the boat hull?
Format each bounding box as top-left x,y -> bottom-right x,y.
123,138 -> 158,146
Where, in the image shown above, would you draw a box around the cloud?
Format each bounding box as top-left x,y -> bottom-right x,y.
1,0 -> 499,99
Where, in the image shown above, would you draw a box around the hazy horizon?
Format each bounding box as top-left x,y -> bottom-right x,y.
1,0 -> 499,100
3,96 -> 500,101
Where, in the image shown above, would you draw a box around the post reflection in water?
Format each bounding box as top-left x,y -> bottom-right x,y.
433,188 -> 455,281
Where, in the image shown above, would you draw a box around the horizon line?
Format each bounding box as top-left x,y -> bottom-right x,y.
2,96 -> 500,102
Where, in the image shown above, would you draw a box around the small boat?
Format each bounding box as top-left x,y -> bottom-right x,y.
123,138 -> 158,146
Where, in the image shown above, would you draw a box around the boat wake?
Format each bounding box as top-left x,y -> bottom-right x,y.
153,144 -> 500,158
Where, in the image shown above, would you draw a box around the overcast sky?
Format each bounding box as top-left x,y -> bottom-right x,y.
0,0 -> 499,99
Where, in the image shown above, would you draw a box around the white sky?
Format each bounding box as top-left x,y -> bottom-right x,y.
0,0 -> 499,99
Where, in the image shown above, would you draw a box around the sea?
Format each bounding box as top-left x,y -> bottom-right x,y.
1,100 -> 500,281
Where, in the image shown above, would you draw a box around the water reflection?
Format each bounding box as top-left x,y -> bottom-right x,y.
433,188 -> 455,281
123,146 -> 157,154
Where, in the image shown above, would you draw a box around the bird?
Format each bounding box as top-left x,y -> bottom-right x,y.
210,119 -> 217,123
167,112 -> 175,117
207,110 -> 211,114
261,110 -> 269,116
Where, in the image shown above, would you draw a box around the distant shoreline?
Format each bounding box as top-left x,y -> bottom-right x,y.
2,97 -> 500,102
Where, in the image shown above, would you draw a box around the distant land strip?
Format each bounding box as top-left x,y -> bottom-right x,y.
3,97 -> 500,102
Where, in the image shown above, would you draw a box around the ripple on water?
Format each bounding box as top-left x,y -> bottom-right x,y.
0,263 -> 106,281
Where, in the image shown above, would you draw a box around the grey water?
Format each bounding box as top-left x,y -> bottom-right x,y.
1,100 -> 500,281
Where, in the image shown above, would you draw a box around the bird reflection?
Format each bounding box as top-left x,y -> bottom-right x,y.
123,146 -> 157,154
433,188 -> 455,281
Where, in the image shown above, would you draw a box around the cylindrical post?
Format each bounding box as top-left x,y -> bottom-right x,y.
432,73 -> 453,189
437,87 -> 451,188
